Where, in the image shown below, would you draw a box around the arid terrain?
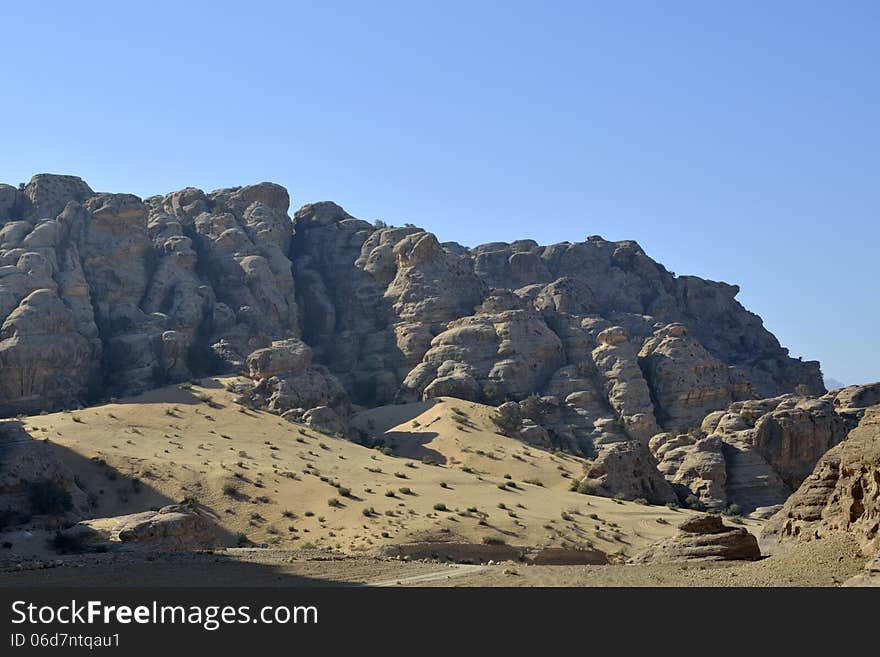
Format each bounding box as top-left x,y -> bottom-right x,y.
0,174 -> 878,587
1,379 -> 874,587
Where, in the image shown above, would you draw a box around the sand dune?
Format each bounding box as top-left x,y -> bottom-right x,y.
4,379 -> 718,560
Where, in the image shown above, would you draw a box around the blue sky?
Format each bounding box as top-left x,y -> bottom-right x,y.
1,1 -> 877,384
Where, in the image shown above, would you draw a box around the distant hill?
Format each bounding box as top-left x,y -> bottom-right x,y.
824,376 -> 846,391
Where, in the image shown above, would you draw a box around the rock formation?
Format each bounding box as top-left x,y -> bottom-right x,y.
62,505 -> 218,551
0,173 -> 829,500
650,390 -> 860,511
632,514 -> 761,563
762,400 -> 880,554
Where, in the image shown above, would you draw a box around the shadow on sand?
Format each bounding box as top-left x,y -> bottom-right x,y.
0,421 -> 358,587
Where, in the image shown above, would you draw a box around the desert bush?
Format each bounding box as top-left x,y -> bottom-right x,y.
48,531 -> 85,554
433,503 -> 448,511
482,536 -> 506,545
519,394 -> 553,422
28,480 -> 73,515
491,403 -> 522,435
574,479 -> 595,495
685,495 -> 706,511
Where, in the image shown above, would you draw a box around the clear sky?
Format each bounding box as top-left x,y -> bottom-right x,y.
1,1 -> 877,385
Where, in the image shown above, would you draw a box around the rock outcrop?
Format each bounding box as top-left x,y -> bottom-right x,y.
63,505 -> 218,551
632,514 -> 761,563
0,173 -> 829,500
762,403 -> 880,554
650,390 -> 861,511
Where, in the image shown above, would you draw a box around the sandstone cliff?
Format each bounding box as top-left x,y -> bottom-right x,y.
0,174 -> 827,501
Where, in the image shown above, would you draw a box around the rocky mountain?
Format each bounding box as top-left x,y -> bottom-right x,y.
0,173 -> 827,505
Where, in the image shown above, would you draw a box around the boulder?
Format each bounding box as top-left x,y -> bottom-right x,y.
66,505 -> 217,551
632,514 -> 761,563
303,406 -> 345,436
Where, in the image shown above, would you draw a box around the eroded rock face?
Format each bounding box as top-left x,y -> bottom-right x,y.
651,391 -> 860,512
650,432 -> 727,509
762,404 -> 880,554
65,505 -> 218,551
401,292 -> 565,404
0,175 -> 305,414
0,174 -> 826,503
638,323 -> 751,431
0,289 -> 93,414
632,514 -> 761,563
583,440 -> 678,504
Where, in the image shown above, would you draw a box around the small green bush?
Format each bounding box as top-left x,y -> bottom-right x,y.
685,495 -> 706,511
575,479 -> 595,495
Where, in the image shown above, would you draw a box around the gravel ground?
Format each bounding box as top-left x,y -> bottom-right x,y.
0,534 -> 866,587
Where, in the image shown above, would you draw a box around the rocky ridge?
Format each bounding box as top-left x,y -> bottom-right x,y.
0,174 -> 827,503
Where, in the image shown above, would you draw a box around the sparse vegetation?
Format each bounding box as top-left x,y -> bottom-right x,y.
574,479 -> 595,495
491,403 -> 522,435
685,495 -> 706,511
48,531 -> 86,554
28,480 -> 73,515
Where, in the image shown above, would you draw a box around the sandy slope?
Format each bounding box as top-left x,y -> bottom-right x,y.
3,379 -> 711,560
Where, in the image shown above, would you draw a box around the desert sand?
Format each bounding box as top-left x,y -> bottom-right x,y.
3,378 -> 863,587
